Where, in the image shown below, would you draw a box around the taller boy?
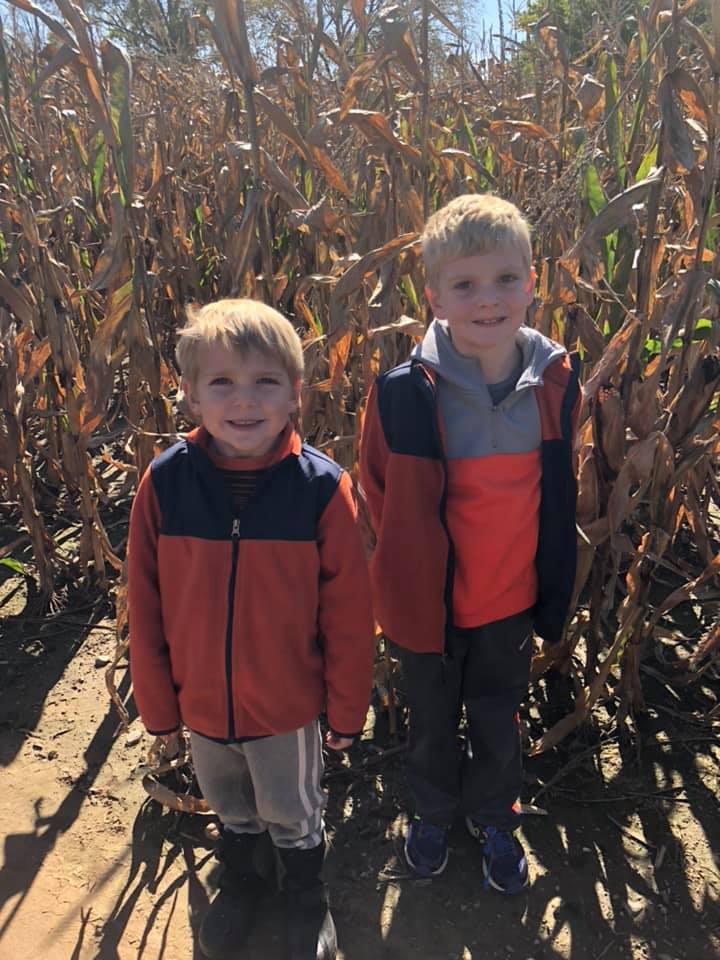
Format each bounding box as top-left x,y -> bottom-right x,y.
360,195 -> 580,893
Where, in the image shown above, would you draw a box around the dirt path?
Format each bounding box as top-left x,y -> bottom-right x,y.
1,578 -> 719,960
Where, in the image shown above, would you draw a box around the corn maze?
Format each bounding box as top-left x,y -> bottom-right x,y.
0,0 -> 719,753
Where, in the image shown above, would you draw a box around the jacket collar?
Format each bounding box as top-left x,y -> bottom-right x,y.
187,421 -> 302,471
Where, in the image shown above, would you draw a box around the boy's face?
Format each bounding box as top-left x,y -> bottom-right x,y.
425,246 -> 535,362
184,343 -> 300,459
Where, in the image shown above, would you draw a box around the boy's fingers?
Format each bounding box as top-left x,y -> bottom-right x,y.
160,730 -> 180,757
325,732 -> 354,751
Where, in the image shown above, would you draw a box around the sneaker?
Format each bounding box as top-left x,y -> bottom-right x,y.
404,817 -> 449,878
465,819 -> 529,894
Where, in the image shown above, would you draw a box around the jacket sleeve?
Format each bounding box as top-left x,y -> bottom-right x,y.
358,382 -> 390,535
317,470 -> 375,737
127,468 -> 182,734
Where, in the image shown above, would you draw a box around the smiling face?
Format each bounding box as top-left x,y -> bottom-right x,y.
425,246 -> 535,368
184,343 -> 300,459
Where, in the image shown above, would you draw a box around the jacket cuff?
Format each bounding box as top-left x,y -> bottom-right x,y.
146,725 -> 181,736
330,728 -> 360,740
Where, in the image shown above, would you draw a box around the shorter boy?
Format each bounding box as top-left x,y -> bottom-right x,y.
128,299 -> 374,960
360,195 -> 580,893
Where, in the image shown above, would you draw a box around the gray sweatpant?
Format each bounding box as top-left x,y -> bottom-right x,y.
190,721 -> 326,849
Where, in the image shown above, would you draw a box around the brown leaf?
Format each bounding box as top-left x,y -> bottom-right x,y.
351,0 -> 367,33
379,6 -> 423,83
338,50 -> 392,121
254,89 -> 310,161
210,1 -> 259,84
288,196 -> 343,234
666,67 -> 711,124
583,316 -> 640,400
650,551 -> 720,630
489,119 -> 557,156
340,109 -> 422,164
0,273 -> 37,327
439,149 -> 497,187
307,144 -> 352,198
667,353 -> 720,445
576,448 -> 599,524
21,337 -> 52,386
261,147 -> 309,209
84,261 -> 134,432
367,315 -> 425,338
575,74 -> 605,122
679,17 -> 720,74
573,306 -> 606,363
606,432 -> 668,535
626,356 -> 662,440
591,385 -> 626,475
560,170 -> 664,280
658,72 -> 697,173
328,233 -> 419,342
329,330 -> 352,391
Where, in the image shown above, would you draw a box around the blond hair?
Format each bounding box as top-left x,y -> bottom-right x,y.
421,194 -> 532,286
176,298 -> 304,384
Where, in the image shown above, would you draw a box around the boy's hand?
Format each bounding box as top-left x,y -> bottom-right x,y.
324,731 -> 354,751
159,729 -> 181,758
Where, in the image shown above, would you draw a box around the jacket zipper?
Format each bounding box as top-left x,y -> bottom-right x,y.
224,517 -> 241,738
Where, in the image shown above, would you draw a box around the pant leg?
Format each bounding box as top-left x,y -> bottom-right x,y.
398,635 -> 468,826
460,609 -> 534,831
189,732 -> 267,835
242,721 -> 326,850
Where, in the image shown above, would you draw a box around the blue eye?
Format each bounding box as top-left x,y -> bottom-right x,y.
258,376 -> 280,385
209,376 -> 232,386
454,280 -> 472,291
499,274 -> 518,284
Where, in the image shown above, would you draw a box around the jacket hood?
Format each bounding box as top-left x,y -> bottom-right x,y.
412,319 -> 566,393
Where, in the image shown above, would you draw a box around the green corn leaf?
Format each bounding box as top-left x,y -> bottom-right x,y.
459,108 -> 478,159
635,143 -> 658,182
583,164 -> 616,279
705,191 -> 717,252
602,52 -> 628,188
91,130 -> 106,201
0,557 -> 25,575
401,274 -> 420,313
100,40 -> 135,207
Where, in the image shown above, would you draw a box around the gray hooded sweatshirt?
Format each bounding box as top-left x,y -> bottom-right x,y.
412,320 -> 567,459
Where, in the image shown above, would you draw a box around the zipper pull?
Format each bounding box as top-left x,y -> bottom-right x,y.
231,518 -> 241,538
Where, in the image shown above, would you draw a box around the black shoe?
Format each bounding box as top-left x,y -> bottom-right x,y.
278,843 -> 337,960
198,831 -> 268,960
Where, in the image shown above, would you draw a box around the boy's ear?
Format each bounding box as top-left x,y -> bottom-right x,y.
182,377 -> 201,417
525,267 -> 537,297
424,285 -> 440,316
291,378 -> 303,407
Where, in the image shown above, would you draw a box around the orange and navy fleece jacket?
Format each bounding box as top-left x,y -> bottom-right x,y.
360,338 -> 581,653
128,423 -> 374,742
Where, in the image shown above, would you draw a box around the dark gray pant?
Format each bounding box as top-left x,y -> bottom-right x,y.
398,609 -> 533,831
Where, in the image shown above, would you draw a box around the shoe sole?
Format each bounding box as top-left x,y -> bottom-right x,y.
404,838 -> 449,878
482,859 -> 529,895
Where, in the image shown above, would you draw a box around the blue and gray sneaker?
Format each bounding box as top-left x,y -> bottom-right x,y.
466,819 -> 529,894
405,817 -> 449,878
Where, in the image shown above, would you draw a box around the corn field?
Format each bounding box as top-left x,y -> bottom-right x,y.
0,0 -> 719,753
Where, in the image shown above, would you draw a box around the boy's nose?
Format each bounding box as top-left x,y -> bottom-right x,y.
230,386 -> 258,406
474,287 -> 499,306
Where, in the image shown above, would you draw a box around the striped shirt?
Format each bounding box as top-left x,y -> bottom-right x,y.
219,468 -> 266,512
